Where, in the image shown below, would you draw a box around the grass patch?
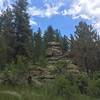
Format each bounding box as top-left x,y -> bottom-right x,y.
0,85 -> 99,100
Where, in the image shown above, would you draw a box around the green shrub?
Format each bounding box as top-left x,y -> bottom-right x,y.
36,56 -> 48,67
77,74 -> 89,94
88,79 -> 100,97
2,63 -> 19,85
93,71 -> 100,80
54,76 -> 70,96
54,60 -> 69,75
52,75 -> 78,99
2,57 -> 30,85
66,71 -> 89,95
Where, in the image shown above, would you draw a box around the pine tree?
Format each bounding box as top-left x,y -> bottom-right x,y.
95,36 -> 100,71
2,8 -> 16,62
69,34 -> 75,58
44,26 -> 57,49
33,28 -> 42,62
73,21 -> 98,75
0,14 -> 7,66
55,29 -> 62,42
0,8 -> 16,66
62,35 -> 69,54
13,0 -> 33,61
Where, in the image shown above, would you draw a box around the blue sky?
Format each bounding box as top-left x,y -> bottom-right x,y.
29,0 -> 79,35
27,0 -> 100,35
32,14 -> 80,36
0,0 -> 100,35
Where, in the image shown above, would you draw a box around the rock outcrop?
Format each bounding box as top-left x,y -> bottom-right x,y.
46,41 -> 63,62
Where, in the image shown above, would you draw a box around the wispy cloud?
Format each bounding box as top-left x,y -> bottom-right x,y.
30,20 -> 38,26
0,0 -> 66,26
28,0 -> 64,18
1,0 -> 100,33
62,0 -> 100,33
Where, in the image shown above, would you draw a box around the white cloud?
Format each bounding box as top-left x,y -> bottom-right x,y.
0,0 -> 15,11
63,0 -> 100,33
30,20 -> 38,26
1,0 -> 100,33
0,0 -> 65,26
28,0 -> 64,18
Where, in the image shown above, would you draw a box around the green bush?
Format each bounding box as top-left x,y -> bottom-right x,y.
54,60 -> 69,75
95,79 -> 100,89
77,74 -> 89,94
36,56 -> 48,67
93,71 -> 100,80
66,71 -> 89,95
88,79 -> 100,97
2,56 -> 30,85
2,63 -> 19,85
52,75 -> 78,99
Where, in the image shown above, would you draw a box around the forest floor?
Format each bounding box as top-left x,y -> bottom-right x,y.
0,85 -> 99,100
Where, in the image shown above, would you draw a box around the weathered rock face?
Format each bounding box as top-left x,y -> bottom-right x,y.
46,41 -> 63,61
